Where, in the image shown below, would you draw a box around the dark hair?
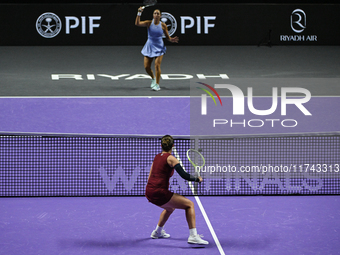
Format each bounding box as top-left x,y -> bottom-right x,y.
161,135 -> 174,152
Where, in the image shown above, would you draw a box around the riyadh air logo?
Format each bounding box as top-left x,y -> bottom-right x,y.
291,9 -> 306,33
197,82 -> 222,115
36,12 -> 62,38
280,9 -> 316,42
161,12 -> 177,37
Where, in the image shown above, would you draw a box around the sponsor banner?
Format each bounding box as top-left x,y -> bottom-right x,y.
0,4 -> 339,45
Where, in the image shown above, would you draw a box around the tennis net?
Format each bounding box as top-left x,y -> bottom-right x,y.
0,133 -> 339,196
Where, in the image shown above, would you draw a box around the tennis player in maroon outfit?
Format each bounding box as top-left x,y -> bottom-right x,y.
145,135 -> 209,245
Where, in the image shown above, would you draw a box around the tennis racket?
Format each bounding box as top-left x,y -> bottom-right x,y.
186,148 -> 205,195
141,0 -> 157,9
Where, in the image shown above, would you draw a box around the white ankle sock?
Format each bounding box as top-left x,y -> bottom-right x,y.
189,228 -> 197,236
155,225 -> 163,233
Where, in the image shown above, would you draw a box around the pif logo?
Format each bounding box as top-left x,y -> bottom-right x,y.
161,12 -> 177,37
291,9 -> 306,33
198,83 -> 312,116
36,13 -> 62,38
36,13 -> 101,38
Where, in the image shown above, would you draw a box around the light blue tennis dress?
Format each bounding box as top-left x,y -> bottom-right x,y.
141,19 -> 166,58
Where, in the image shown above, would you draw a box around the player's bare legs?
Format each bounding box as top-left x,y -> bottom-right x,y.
157,208 -> 175,227
144,56 -> 159,90
158,193 -> 207,244
161,193 -> 196,229
144,56 -> 154,79
154,55 -> 163,86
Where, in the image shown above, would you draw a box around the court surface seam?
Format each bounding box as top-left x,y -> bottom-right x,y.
173,147 -> 225,255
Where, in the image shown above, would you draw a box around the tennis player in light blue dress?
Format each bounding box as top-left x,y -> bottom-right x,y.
135,8 -> 179,91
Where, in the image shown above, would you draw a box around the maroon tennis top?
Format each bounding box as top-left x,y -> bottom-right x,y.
146,152 -> 174,191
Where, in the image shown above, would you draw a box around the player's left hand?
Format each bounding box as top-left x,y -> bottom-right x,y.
170,36 -> 179,43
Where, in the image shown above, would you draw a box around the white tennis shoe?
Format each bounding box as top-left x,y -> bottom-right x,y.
188,234 -> 209,245
150,78 -> 157,89
155,84 -> 161,91
151,83 -> 161,91
151,229 -> 170,239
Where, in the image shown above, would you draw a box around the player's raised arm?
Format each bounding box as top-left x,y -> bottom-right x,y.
135,7 -> 151,27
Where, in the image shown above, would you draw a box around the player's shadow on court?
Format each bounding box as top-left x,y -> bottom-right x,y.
59,238 -> 148,249
218,235 -> 279,251
59,237 -> 210,250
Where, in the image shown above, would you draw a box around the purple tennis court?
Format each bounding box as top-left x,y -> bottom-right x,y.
1,196 -> 339,255
1,95 -> 340,254
1,28 -> 340,255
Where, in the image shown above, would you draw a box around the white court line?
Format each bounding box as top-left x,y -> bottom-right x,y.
173,147 -> 225,255
2,95 -> 340,98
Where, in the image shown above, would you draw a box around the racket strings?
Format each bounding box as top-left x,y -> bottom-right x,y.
143,0 -> 157,6
188,151 -> 204,168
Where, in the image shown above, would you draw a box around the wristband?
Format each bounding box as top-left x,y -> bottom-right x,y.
137,11 -> 142,16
